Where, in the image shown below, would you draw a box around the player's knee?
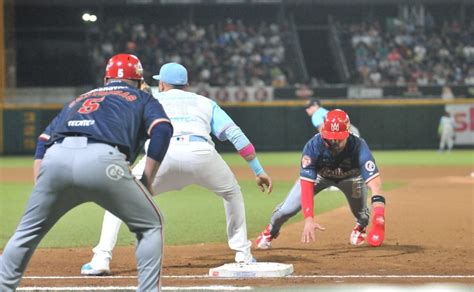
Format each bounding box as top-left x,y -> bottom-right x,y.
215,183 -> 241,198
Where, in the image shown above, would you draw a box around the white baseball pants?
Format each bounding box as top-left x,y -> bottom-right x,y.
91,137 -> 252,265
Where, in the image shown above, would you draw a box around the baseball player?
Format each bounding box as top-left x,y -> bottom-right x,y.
304,98 -> 329,132
0,54 -> 173,292
81,62 -> 272,276
256,109 -> 385,249
305,98 -> 360,136
438,111 -> 456,152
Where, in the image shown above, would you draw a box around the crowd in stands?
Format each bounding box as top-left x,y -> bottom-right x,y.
89,15 -> 474,88
343,17 -> 474,86
91,19 -> 292,87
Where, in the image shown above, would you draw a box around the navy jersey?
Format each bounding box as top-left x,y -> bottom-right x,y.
39,81 -> 170,163
300,134 -> 379,183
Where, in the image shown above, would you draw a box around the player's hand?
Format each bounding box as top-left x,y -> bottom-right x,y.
301,217 -> 325,243
256,172 -> 273,194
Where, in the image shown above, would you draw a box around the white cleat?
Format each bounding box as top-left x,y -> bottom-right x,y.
80,262 -> 110,276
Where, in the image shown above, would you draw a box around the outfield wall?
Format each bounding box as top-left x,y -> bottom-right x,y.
0,99 -> 472,155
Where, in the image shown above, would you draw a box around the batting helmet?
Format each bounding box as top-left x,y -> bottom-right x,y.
105,54 -> 143,80
321,109 -> 350,140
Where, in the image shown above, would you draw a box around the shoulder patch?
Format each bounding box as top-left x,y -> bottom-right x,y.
365,160 -> 376,172
302,155 -> 312,168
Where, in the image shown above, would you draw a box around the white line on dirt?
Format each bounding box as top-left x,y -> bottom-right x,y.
23,274 -> 474,279
18,286 -> 252,291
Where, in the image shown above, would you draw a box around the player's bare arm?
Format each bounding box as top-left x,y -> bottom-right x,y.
140,158 -> 161,193
366,176 -> 384,207
141,121 -> 173,193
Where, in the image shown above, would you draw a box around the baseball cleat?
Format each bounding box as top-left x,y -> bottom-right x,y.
350,224 -> 366,246
237,256 -> 257,265
80,263 -> 110,276
367,215 -> 385,247
255,224 -> 278,250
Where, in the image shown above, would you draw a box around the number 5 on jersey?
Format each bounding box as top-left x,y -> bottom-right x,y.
78,97 -> 105,114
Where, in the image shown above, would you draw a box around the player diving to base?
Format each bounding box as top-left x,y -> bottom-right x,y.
255,109 -> 386,248
81,62 -> 272,276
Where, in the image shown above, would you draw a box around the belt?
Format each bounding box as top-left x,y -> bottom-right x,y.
56,136 -> 117,147
52,136 -> 130,160
173,135 -> 207,142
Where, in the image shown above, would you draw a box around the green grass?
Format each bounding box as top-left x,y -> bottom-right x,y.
222,150 -> 474,166
1,150 -> 473,168
0,149 -> 470,249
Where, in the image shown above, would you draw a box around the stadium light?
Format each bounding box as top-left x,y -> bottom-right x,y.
82,13 -> 97,22
82,13 -> 90,22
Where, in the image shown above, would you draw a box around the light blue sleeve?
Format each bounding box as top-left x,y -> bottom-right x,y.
311,107 -> 329,128
210,101 -> 263,175
210,100 -> 251,149
210,101 -> 237,141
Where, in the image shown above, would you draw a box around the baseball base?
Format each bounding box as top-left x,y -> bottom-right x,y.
209,262 -> 294,278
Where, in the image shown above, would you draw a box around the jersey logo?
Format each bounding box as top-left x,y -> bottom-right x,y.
301,155 -> 311,168
106,164 -> 125,181
365,161 -> 376,172
67,120 -> 95,127
331,123 -> 339,132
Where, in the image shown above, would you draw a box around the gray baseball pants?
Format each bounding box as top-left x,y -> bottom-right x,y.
0,137 -> 163,291
268,175 -> 370,236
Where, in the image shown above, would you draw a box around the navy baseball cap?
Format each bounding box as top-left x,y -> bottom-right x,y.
152,62 -> 188,85
305,98 -> 321,109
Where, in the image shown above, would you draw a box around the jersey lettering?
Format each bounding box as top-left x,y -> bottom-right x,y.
78,97 -> 105,114
67,120 -> 95,127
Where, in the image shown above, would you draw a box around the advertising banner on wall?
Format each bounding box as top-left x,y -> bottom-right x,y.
273,85 -> 474,100
153,86 -> 274,103
446,104 -> 474,146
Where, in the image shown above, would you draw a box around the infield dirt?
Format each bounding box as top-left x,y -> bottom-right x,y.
2,164 -> 473,288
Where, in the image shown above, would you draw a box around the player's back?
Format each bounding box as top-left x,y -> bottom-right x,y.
156,89 -> 213,139
47,81 -> 167,163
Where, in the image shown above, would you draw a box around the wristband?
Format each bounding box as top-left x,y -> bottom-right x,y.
248,157 -> 264,176
239,143 -> 255,159
371,195 -> 386,204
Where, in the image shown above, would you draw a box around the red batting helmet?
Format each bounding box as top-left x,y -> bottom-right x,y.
105,54 -> 143,80
321,109 -> 350,140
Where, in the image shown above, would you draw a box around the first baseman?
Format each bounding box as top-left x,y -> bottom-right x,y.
81,62 -> 272,276
0,54 -> 173,292
256,109 -> 385,249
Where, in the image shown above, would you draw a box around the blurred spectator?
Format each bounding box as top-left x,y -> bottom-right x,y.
91,19 -> 293,87
441,86 -> 454,100
341,17 -> 474,86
